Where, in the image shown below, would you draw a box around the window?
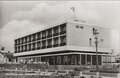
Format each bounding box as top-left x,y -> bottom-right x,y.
15,47 -> 17,53
81,54 -> 86,65
37,32 -> 41,40
33,34 -> 36,41
25,37 -> 27,43
60,35 -> 66,46
23,45 -> 25,51
37,41 -> 41,49
47,28 -> 52,38
28,35 -> 31,42
15,40 -> 17,46
42,31 -> 46,39
32,43 -> 36,50
80,26 -> 84,29
21,46 -> 23,52
53,37 -> 59,47
92,55 -> 96,65
60,23 -> 66,34
53,26 -> 59,36
76,26 -> 79,28
18,46 -> 20,52
87,55 -> 91,65
25,45 -> 27,51
42,40 -> 46,49
28,44 -> 31,51
47,39 -> 52,48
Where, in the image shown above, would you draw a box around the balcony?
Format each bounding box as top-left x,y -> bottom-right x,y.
53,44 -> 59,47
60,31 -> 66,35
42,36 -> 46,39
21,49 -> 23,52
24,49 -> 27,51
32,48 -> 36,50
47,34 -> 52,38
47,45 -> 52,48
41,46 -> 46,49
28,49 -> 31,51
60,43 -> 66,46
53,33 -> 59,36
37,47 -> 41,50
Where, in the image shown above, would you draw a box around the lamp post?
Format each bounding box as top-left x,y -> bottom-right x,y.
93,28 -> 99,78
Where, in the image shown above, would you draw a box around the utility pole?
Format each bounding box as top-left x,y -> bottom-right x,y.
93,28 -> 99,78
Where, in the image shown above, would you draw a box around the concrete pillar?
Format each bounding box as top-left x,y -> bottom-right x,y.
86,54 -> 87,65
91,54 -> 92,66
80,54 -> 81,65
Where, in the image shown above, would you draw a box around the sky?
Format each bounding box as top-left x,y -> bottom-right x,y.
0,1 -> 119,54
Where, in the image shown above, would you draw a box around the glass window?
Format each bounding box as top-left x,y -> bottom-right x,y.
18,46 -> 20,52
47,28 -> 52,37
37,41 -> 41,49
42,40 -> 46,49
92,55 -> 96,65
60,36 -> 66,43
47,39 -> 52,47
37,32 -> 41,40
60,23 -> 66,33
56,56 -> 61,65
81,54 -> 86,65
53,37 -> 59,44
42,31 -> 46,39
98,55 -> 102,65
32,43 -> 36,50
28,44 -> 31,51
53,26 -> 59,35
87,55 -> 91,65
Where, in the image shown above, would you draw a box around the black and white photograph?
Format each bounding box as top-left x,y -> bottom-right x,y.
0,1 -> 120,78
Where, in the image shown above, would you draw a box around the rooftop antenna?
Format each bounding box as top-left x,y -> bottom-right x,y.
70,7 -> 86,23
71,7 -> 76,21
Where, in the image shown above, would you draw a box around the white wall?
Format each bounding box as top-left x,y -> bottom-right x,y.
67,21 -> 111,53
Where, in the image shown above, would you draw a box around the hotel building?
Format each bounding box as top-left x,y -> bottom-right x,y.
14,21 -> 112,66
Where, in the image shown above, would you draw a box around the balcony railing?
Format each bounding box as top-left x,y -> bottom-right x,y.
32,48 -> 36,50
53,33 -> 59,36
53,44 -> 59,47
41,46 -> 46,49
47,34 -> 52,38
60,43 -> 66,46
28,49 -> 31,51
60,31 -> 66,35
37,47 -> 41,50
42,36 -> 46,39
47,45 -> 52,48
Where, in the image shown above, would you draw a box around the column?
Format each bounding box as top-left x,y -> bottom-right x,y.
91,54 -> 92,66
85,54 -> 87,65
80,54 -> 81,65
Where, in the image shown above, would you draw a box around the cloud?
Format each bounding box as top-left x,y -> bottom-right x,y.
0,20 -> 44,52
2,1 -> 118,52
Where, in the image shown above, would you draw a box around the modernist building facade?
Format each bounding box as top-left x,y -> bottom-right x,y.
14,21 -> 112,65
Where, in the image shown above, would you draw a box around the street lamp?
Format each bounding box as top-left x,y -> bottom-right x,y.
93,28 -> 99,78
